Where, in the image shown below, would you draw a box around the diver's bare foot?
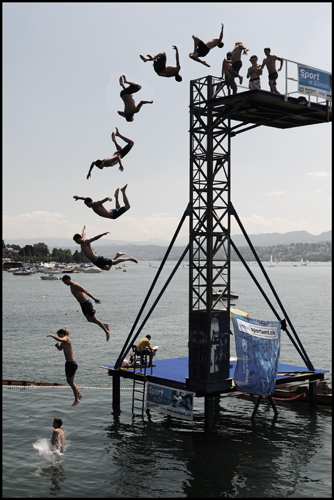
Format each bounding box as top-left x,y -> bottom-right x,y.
115,252 -> 125,259
139,55 -> 147,62
129,257 -> 138,264
114,188 -> 119,198
115,127 -> 120,136
78,393 -> 83,400
112,132 -> 116,142
121,184 -> 127,193
71,400 -> 80,406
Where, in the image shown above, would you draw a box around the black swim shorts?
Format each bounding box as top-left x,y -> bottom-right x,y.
120,83 -> 141,97
65,361 -> 78,378
94,255 -> 113,270
232,60 -> 242,73
153,54 -> 167,75
80,299 -> 96,317
116,143 -> 133,159
269,72 -> 278,84
111,206 -> 127,220
197,40 -> 210,58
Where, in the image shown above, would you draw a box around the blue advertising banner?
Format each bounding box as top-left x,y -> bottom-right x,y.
146,383 -> 194,420
298,65 -> 332,101
232,314 -> 281,396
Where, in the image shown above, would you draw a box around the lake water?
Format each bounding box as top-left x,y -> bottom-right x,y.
2,261 -> 332,498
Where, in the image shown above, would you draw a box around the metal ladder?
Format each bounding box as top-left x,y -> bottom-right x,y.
131,346 -> 150,415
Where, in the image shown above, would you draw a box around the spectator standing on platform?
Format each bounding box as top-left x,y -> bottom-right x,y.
74,184 -> 130,220
118,75 -> 153,122
51,418 -> 66,452
189,23 -> 224,67
87,128 -> 133,178
73,225 -> 138,270
140,46 -> 182,82
222,52 -> 239,94
61,276 -> 111,341
47,330 -> 83,406
247,55 -> 263,90
261,47 -> 283,93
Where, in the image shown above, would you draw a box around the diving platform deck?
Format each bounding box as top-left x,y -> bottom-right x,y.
203,88 -> 332,130
101,357 -> 328,397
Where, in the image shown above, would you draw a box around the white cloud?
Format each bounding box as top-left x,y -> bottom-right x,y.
2,211 -> 189,242
264,191 -> 285,197
307,171 -> 330,177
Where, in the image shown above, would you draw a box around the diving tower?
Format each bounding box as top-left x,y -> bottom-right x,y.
104,66 -> 331,430
187,74 -> 331,427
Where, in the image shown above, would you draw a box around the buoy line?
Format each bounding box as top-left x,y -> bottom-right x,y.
4,385 -> 132,390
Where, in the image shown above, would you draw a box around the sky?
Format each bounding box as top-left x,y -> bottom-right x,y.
3,2 -> 332,246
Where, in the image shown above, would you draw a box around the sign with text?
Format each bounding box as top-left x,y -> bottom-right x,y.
298,65 -> 332,101
232,314 -> 281,396
146,383 -> 194,420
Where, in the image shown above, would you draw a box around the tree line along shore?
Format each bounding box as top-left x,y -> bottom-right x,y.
2,240 -> 331,265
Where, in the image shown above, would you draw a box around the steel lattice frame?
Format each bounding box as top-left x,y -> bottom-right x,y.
189,75 -> 232,383
189,76 -> 232,311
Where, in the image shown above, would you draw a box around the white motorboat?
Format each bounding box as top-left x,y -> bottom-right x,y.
212,290 -> 239,300
83,266 -> 102,273
40,274 -> 60,280
13,268 -> 33,276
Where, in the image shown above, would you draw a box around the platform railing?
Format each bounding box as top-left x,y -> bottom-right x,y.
283,58 -> 332,106
210,59 -> 332,110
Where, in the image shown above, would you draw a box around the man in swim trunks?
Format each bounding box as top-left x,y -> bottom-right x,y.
51,418 -> 66,452
87,128 -> 134,179
118,75 -> 153,122
47,329 -> 83,405
189,23 -> 224,67
72,225 -> 138,270
140,45 -> 182,82
261,47 -> 283,94
73,184 -> 130,220
222,52 -> 238,94
247,55 -> 263,90
61,276 -> 111,341
229,41 -> 249,87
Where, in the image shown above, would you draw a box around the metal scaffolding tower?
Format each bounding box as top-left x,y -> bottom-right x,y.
188,76 -> 233,411
186,75 -> 332,429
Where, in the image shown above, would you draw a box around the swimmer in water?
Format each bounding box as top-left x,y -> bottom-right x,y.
51,418 -> 65,453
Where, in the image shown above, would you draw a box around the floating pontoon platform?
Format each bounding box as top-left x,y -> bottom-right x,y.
101,357 -> 328,396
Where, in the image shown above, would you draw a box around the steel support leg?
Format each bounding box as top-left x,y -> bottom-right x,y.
204,396 -> 214,431
309,380 -> 317,408
251,395 -> 262,420
112,372 -> 121,408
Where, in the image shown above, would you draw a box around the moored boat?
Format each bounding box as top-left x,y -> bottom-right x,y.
83,266 -> 102,273
13,268 -> 33,276
212,290 -> 239,300
40,274 -> 61,280
273,380 -> 332,405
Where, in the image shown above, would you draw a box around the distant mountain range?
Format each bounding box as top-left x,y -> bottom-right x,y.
4,230 -> 331,251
